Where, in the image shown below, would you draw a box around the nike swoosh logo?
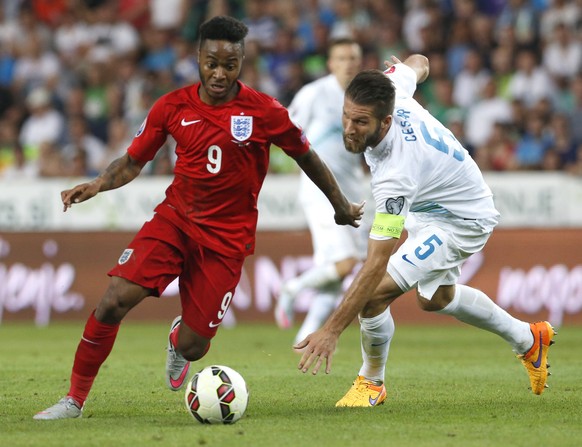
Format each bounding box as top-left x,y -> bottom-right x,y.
82,336 -> 100,345
369,392 -> 382,406
402,254 -> 416,266
169,362 -> 190,389
208,321 -> 221,328
371,339 -> 389,347
181,118 -> 201,126
532,330 -> 543,368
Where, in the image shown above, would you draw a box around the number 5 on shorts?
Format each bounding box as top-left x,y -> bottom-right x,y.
414,234 -> 443,260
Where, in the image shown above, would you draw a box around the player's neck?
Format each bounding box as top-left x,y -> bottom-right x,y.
197,82 -> 240,106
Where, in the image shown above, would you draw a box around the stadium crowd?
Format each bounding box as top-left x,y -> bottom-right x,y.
1,0 -> 582,178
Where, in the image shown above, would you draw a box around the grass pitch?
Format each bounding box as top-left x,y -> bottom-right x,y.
0,320 -> 580,447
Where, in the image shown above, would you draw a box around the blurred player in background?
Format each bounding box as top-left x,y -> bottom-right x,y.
34,15 -> 363,420
295,54 -> 555,406
274,38 -> 370,347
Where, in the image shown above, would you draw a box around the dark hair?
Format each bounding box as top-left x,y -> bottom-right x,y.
345,69 -> 395,120
199,16 -> 249,47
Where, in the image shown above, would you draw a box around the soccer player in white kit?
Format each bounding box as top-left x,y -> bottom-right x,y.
274,38 -> 369,345
294,54 -> 556,406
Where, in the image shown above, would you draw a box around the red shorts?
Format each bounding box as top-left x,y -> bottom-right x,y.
108,213 -> 244,339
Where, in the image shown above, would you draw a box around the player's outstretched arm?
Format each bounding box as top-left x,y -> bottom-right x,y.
294,148 -> 364,227
61,153 -> 146,212
295,237 -> 397,375
384,54 -> 429,84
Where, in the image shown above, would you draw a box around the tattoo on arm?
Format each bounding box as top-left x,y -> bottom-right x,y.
98,154 -> 143,192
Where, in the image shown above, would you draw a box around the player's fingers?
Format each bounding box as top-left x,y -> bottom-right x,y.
311,355 -> 324,375
300,350 -> 319,374
391,55 -> 402,64
325,353 -> 333,374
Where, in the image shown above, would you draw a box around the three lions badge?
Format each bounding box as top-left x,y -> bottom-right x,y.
231,115 -> 252,142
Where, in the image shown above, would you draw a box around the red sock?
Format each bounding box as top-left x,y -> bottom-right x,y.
68,310 -> 120,406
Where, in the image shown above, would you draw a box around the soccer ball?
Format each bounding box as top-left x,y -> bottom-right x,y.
184,365 -> 249,424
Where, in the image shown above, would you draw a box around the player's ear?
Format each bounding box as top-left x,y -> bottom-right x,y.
381,115 -> 392,129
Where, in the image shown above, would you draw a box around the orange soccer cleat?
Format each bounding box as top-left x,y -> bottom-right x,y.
518,321 -> 556,395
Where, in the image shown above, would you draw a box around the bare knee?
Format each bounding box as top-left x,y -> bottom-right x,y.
95,277 -> 150,324
416,285 -> 455,312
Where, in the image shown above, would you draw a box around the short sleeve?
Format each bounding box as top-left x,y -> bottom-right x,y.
384,63 -> 417,99
127,97 -> 168,162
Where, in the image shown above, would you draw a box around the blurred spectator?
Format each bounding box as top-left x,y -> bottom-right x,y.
508,47 -> 556,108
568,74 -> 582,144
425,76 -> 462,125
478,122 -> 518,171
403,0 -> 433,53
141,27 -> 176,73
263,27 -> 302,98
0,118 -> 29,178
12,31 -> 60,96
547,112 -> 578,169
61,115 -> 106,176
84,1 -> 140,64
452,48 -> 490,109
329,0 -> 372,43
495,0 -> 539,47
243,0 -> 279,51
465,77 -> 513,149
490,45 -> 515,100
98,116 -> 133,171
542,21 -> 582,81
79,61 -> 115,141
54,8 -> 93,69
18,87 -> 65,174
514,111 -> 553,169
149,0 -> 187,33
31,0 -> 68,27
173,37 -> 199,86
539,0 -> 579,41
445,19 -> 472,78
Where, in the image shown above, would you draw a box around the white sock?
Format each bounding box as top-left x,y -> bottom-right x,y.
294,293 -> 337,344
358,306 -> 394,382
285,264 -> 340,297
437,284 -> 533,354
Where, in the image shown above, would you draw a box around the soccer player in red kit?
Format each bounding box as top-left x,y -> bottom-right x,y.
34,15 -> 364,420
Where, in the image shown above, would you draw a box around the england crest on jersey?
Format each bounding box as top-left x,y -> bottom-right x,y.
118,248 -> 133,265
231,115 -> 253,141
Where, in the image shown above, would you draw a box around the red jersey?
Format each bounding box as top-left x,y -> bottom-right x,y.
127,81 -> 310,258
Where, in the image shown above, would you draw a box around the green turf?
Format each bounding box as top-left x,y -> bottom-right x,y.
0,321 -> 580,447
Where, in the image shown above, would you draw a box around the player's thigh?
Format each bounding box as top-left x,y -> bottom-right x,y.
179,244 -> 244,339
108,215 -> 185,296
388,217 -> 480,299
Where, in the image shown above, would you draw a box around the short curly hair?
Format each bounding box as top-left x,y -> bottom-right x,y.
199,16 -> 249,47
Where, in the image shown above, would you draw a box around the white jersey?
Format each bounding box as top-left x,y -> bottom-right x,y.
289,74 -> 366,204
366,63 -> 499,233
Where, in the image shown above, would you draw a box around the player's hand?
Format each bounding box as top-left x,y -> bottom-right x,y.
334,200 -> 365,228
383,55 -> 402,70
294,328 -> 338,375
61,180 -> 100,212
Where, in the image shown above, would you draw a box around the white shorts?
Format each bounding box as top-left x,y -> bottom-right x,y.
387,213 -> 498,299
303,198 -> 368,267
